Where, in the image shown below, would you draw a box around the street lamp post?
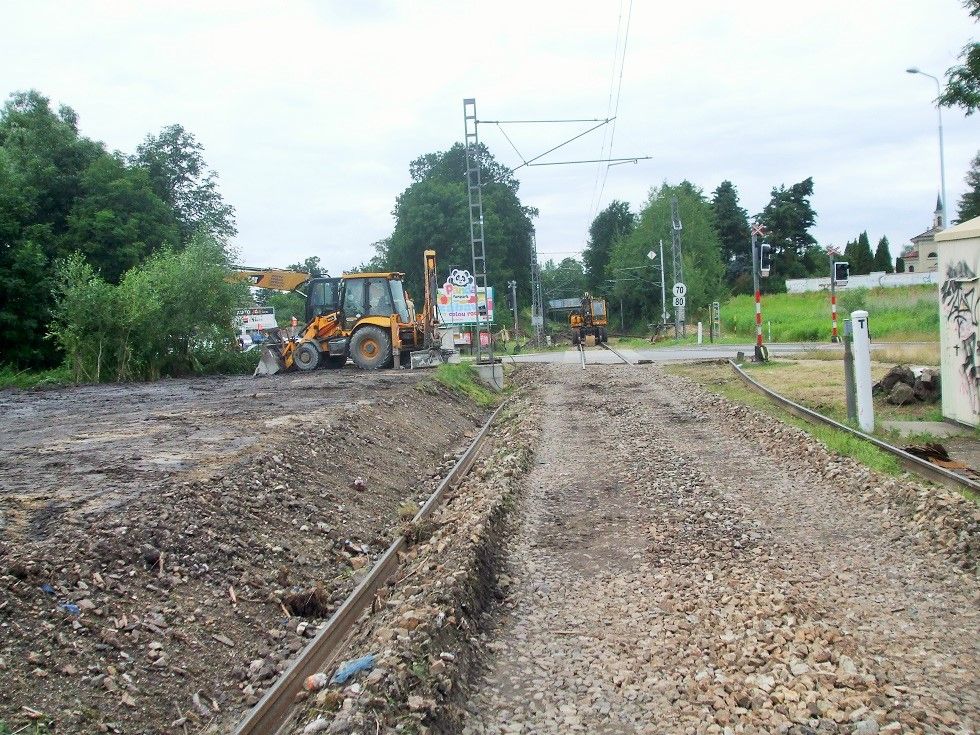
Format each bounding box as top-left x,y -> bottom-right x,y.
906,67 -> 948,229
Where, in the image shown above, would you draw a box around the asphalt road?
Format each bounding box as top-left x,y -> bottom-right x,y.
504,341 -> 918,365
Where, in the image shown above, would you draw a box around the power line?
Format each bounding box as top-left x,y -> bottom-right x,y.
593,0 -> 634,219
589,0 -> 625,225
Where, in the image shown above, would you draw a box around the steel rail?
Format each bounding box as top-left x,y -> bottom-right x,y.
233,403 -> 506,735
599,342 -> 633,365
728,360 -> 980,495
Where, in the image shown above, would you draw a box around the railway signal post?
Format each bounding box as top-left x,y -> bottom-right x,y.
829,257 -> 849,343
750,223 -> 769,361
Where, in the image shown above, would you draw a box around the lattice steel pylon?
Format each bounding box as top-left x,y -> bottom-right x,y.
670,195 -> 685,338
529,229 -> 544,346
463,98 -> 492,364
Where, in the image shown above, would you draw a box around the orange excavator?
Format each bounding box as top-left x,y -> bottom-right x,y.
229,250 -> 446,375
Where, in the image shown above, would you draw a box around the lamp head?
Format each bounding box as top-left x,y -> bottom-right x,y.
906,67 -> 920,74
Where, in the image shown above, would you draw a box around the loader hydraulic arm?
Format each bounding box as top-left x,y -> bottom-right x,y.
227,268 -> 313,293
422,249 -> 439,347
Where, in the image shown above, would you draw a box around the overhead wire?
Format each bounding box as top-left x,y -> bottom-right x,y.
593,0 -> 633,221
588,0 -> 625,227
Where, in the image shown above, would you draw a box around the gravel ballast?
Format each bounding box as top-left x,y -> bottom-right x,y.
463,365 -> 979,735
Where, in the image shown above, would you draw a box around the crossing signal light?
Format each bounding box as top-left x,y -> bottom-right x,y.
759,243 -> 772,277
834,261 -> 849,285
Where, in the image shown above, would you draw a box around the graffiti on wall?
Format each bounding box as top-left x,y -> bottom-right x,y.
940,260 -> 980,416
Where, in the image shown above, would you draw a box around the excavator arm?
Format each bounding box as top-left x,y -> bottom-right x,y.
227,268 -> 313,293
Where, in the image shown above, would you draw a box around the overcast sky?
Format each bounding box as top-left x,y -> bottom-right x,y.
4,1 -> 978,273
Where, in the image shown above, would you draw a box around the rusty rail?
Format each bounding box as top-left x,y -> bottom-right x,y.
729,360 -> 980,496
232,403 -> 506,735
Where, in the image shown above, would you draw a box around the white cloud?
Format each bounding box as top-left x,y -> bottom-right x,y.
2,0 -> 977,272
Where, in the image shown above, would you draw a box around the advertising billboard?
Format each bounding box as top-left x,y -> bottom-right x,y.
436,269 -> 494,325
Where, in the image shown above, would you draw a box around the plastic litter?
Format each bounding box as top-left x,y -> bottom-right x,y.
303,672 -> 329,692
330,653 -> 376,685
40,584 -> 55,596
61,603 -> 81,616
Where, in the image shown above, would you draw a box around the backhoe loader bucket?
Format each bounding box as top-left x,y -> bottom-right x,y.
254,345 -> 284,376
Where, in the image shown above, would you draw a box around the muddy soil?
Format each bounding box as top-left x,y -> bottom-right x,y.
0,368 -> 484,733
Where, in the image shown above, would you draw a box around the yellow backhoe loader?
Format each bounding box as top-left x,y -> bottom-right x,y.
228,250 -> 446,376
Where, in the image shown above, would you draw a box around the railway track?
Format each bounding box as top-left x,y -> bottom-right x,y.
575,341 -> 633,368
729,359 -> 980,496
232,404 -> 505,735
599,342 -> 633,365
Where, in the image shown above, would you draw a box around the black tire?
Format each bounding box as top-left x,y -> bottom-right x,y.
350,326 -> 393,370
571,331 -> 580,346
323,355 -> 347,369
600,328 -> 608,343
293,341 -> 321,371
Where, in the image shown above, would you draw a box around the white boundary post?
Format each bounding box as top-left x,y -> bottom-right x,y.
851,310 -> 874,432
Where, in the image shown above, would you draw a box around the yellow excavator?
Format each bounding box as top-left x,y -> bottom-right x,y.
228,250 -> 446,375
570,292 -> 609,345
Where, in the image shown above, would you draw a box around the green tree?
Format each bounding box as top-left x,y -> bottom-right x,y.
873,236 -> 894,273
711,180 -> 751,286
0,91 -> 143,366
66,156 -> 180,281
133,124 -> 236,244
583,200 -> 634,291
757,177 -> 820,288
288,256 -> 326,277
540,258 -> 586,300
847,231 -> 875,274
939,1 -> 980,115
957,151 -> 980,221
609,181 -> 725,327
385,143 -> 536,306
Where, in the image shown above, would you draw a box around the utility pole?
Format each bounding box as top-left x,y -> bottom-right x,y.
659,238 -> 667,325
529,230 -> 544,347
669,197 -> 685,338
508,280 -> 519,337
463,98 -> 493,365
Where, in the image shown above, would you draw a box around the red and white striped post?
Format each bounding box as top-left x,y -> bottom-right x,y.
831,291 -> 839,341
828,246 -> 840,343
755,288 -> 763,349
750,223 -> 767,361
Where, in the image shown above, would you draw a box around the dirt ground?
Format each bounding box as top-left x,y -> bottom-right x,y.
0,368 -> 485,733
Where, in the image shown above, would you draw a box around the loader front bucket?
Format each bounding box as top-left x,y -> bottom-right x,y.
253,345 -> 284,377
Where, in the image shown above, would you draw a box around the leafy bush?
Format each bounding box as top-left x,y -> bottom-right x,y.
49,235 -> 248,381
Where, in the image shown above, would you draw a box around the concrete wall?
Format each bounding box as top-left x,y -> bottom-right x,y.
937,230 -> 980,426
785,271 -> 939,294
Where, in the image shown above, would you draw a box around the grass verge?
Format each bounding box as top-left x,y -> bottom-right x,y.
667,362 -> 904,476
0,364 -> 73,389
433,363 -> 498,408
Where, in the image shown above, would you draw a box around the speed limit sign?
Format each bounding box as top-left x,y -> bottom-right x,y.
673,296 -> 686,307
672,282 -> 687,297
